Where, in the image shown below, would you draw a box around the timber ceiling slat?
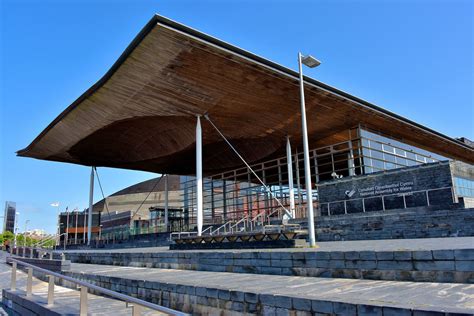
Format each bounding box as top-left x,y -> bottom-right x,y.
17,16 -> 473,175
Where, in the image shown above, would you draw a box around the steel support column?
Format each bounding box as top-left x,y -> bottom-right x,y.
87,167 -> 94,245
298,52 -> 316,247
196,116 -> 203,236
164,174 -> 169,231
286,136 -> 296,217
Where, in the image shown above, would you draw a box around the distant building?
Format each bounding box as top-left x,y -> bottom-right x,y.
3,201 -> 16,233
97,175 -> 184,235
26,229 -> 46,237
57,175 -> 185,245
58,210 -> 100,245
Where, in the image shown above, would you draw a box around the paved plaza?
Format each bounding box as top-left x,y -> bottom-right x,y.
62,236 -> 474,254
68,261 -> 474,314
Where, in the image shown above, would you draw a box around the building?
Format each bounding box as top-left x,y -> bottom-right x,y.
3,201 -> 16,233
95,174 -> 183,237
57,175 -> 184,244
58,210 -> 100,245
18,15 -> 473,240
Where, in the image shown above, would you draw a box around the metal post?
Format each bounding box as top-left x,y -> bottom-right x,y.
196,116 -> 203,236
83,210 -> 86,243
88,167 -> 94,245
132,304 -> 143,316
80,286 -> 88,316
75,210 -> 78,244
295,149 -> 302,206
47,275 -> 54,305
26,267 -> 33,297
298,52 -> 316,247
65,208 -> 70,247
164,174 -> 169,231
286,136 -> 296,218
11,262 -> 17,290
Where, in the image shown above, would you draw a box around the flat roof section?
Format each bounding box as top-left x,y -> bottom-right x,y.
17,14 -> 474,175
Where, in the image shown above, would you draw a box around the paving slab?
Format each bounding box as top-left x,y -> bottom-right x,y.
68,262 -> 474,314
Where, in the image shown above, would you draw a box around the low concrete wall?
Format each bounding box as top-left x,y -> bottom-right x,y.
65,231 -> 171,250
7,257 -> 71,272
66,248 -> 474,284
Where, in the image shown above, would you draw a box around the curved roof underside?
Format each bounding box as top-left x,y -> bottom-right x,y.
17,15 -> 474,175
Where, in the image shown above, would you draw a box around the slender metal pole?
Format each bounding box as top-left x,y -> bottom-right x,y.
75,210 -> 78,244
26,267 -> 33,297
87,167 -> 94,245
11,262 -> 17,290
164,174 -> 169,231
83,210 -> 86,243
80,286 -> 88,316
47,275 -> 55,305
196,116 -> 203,236
286,136 -> 296,217
298,52 -> 316,247
132,304 -> 143,316
65,208 -> 70,247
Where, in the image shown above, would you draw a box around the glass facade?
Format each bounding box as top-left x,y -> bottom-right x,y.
177,126 -> 459,228
359,128 -> 446,174
454,177 -> 474,198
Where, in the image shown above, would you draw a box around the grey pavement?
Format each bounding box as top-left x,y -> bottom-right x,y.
70,262 -> 474,314
62,236 -> 474,254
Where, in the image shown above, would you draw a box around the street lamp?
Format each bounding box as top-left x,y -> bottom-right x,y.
13,212 -> 19,251
24,219 -> 30,246
298,52 -> 321,248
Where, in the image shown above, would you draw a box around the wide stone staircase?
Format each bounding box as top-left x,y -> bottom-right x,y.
54,237 -> 474,315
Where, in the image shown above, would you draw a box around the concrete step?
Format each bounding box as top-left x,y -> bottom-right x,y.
64,237 -> 474,284
58,262 -> 474,315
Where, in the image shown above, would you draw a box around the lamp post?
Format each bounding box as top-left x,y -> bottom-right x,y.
13,212 -> 19,252
298,52 -> 321,248
24,219 -> 30,245
50,202 -> 60,245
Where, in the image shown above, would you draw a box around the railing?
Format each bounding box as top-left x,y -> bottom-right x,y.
8,257 -> 188,316
169,226 -> 212,240
319,187 -> 455,216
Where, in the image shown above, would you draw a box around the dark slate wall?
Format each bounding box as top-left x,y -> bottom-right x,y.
318,162 -> 454,215
308,205 -> 474,241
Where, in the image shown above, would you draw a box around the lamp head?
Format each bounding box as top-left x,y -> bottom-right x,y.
301,55 -> 321,68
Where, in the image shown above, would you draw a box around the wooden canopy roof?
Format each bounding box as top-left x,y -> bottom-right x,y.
17,15 -> 474,175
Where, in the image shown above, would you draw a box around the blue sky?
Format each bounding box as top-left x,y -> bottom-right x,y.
1,0 -> 472,234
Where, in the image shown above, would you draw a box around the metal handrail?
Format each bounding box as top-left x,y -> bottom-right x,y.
201,226 -> 213,235
250,207 -> 283,225
8,257 -> 188,315
228,216 -> 248,234
210,221 -> 230,235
